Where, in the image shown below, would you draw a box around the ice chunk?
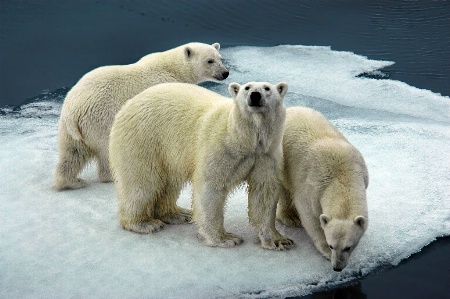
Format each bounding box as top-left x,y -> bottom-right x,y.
0,45 -> 448,298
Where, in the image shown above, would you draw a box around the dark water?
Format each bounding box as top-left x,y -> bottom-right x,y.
294,237 -> 450,299
0,0 -> 449,107
0,1 -> 449,298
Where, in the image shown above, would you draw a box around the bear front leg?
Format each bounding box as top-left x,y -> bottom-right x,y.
248,181 -> 294,251
297,208 -> 331,259
194,184 -> 243,248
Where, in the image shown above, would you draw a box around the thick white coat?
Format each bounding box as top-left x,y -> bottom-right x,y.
277,107 -> 369,271
54,42 -> 228,190
109,82 -> 294,250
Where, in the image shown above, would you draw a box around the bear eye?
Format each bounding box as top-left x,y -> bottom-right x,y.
264,86 -> 270,91
343,247 -> 351,252
207,59 -> 214,64
244,86 -> 250,90
329,245 -> 334,250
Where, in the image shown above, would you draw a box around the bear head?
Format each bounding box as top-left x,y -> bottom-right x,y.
184,42 -> 229,83
228,81 -> 288,116
320,214 -> 367,272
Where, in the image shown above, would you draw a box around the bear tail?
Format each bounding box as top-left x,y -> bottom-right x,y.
65,116 -> 83,141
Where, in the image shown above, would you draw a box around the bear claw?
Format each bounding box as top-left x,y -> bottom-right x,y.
261,237 -> 295,251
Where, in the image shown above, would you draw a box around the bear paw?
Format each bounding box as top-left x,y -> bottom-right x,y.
198,232 -> 243,248
161,209 -> 192,224
260,236 -> 295,251
54,178 -> 88,190
123,220 -> 165,234
223,232 -> 244,246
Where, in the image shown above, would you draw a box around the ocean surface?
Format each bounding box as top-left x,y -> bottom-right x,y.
1,1 -> 449,298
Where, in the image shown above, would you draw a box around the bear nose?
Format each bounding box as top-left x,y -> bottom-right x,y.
249,92 -> 262,107
222,71 -> 229,79
333,267 -> 343,272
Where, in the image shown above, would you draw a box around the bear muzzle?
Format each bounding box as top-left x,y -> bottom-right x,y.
248,91 -> 263,107
215,71 -> 229,81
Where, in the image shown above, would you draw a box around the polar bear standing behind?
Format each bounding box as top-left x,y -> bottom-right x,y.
277,107 -> 369,271
54,42 -> 228,190
109,82 -> 294,250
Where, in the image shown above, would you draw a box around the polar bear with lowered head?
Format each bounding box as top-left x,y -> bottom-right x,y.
109,82 -> 293,250
54,42 -> 229,190
277,107 -> 368,271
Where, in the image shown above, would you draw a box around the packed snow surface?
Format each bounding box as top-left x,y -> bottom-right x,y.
1,45 -> 449,298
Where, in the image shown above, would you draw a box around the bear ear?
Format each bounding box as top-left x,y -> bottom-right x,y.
276,82 -> 288,97
354,216 -> 366,228
185,46 -> 193,58
320,214 -> 330,227
228,83 -> 241,98
212,43 -> 220,51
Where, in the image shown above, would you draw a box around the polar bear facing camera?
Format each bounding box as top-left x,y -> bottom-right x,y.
109,82 -> 294,250
277,107 -> 369,271
54,42 -> 228,190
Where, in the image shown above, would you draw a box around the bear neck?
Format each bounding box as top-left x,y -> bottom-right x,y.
137,49 -> 198,84
228,105 -> 285,153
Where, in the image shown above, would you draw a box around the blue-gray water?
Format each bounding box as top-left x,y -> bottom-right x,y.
1,0 -> 449,107
0,1 -> 449,298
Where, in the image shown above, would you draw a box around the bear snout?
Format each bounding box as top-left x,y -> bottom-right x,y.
249,92 -> 263,107
215,71 -> 229,81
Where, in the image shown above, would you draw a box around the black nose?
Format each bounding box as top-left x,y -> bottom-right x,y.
249,92 -> 262,107
222,71 -> 229,79
333,267 -> 343,272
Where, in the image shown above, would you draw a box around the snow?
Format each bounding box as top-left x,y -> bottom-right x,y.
1,45 -> 449,298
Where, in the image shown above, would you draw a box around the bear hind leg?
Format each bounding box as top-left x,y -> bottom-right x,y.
276,188 -> 302,227
54,135 -> 93,190
276,206 -> 301,227
96,147 -> 113,183
118,184 -> 165,234
155,180 -> 192,225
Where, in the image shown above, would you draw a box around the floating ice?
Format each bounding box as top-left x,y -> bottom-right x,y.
1,45 -> 449,298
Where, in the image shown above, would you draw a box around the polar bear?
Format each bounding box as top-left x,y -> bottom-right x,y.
54,42 -> 229,190
109,82 -> 294,250
277,107 -> 369,271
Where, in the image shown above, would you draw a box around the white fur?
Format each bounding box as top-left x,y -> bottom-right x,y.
54,42 -> 228,190
277,107 -> 369,270
109,82 -> 294,250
